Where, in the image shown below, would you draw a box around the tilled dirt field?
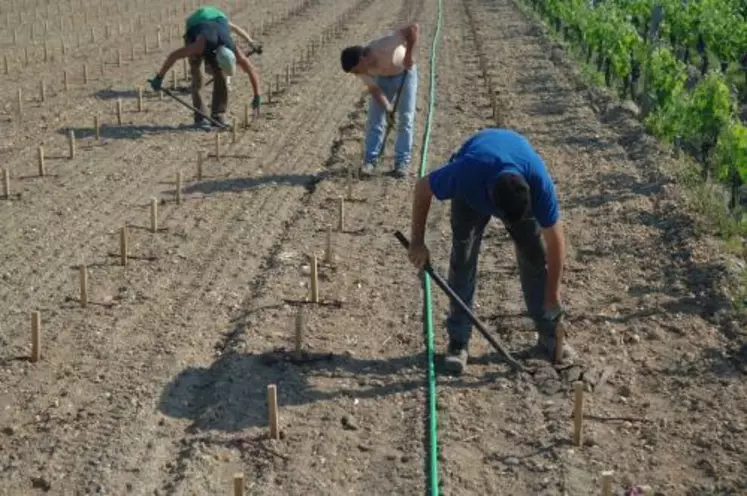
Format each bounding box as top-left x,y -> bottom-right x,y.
1,0 -> 746,494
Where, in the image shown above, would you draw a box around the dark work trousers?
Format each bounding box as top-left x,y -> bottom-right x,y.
445,197 -> 557,348
188,55 -> 228,122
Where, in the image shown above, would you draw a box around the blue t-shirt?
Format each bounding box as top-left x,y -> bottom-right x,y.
428,129 -> 559,228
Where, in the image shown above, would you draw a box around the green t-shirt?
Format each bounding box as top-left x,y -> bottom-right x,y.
185,6 -> 228,30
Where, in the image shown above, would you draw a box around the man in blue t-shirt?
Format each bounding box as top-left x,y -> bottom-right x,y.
407,128 -> 574,374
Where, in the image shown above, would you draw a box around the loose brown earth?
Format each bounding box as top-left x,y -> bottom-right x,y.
1,0 -> 746,494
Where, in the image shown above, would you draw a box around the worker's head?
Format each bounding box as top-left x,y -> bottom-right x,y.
340,45 -> 371,73
491,172 -> 531,223
216,46 -> 236,76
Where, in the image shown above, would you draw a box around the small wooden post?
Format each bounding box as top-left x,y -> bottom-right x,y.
171,70 -> 176,90
100,58 -> 105,77
16,88 -> 22,117
2,168 -> 9,199
324,226 -> 333,263
176,171 -> 183,204
275,74 -> 281,92
23,46 -> 28,65
285,66 -> 290,86
233,473 -> 244,496
39,80 -> 45,103
294,309 -> 303,354
3,55 -> 8,75
215,133 -> 221,162
231,118 -> 237,143
554,324 -> 565,363
346,164 -> 353,200
80,265 -> 88,307
572,381 -> 584,446
182,58 -> 187,80
144,35 -> 148,54
94,116 -> 100,140
30,311 -> 41,362
601,471 -> 613,496
337,197 -> 344,232
83,63 -> 88,84
197,150 -> 204,180
120,226 -> 128,266
37,146 -> 45,176
117,48 -> 122,67
63,70 -> 68,91
243,104 -> 249,128
309,255 -> 319,303
130,44 -> 135,61
150,198 -> 158,232
116,99 -> 122,125
68,130 -> 76,159
43,42 -> 48,62
267,384 -> 279,440
137,86 -> 143,112
156,26 -> 162,49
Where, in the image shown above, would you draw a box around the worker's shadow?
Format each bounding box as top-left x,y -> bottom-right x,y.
56,123 -> 200,141
158,346 -> 510,433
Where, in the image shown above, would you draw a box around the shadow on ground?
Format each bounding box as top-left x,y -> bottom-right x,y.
56,123 -> 201,140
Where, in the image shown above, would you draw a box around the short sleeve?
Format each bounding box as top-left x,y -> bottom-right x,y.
428,158 -> 464,201
532,173 -> 560,228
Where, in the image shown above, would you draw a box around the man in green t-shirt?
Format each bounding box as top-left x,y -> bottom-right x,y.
149,5 -> 262,128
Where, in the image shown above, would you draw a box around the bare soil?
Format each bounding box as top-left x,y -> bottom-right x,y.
0,0 -> 745,494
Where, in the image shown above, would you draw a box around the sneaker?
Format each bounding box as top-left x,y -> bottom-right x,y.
194,116 -> 212,130
393,159 -> 411,178
360,162 -> 375,177
443,341 -> 468,374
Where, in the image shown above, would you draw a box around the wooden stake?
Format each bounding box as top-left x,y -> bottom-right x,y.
346,164 -> 353,199
83,63 -> 88,84
120,226 -> 127,266
24,46 -> 28,65
243,104 -> 249,128
572,381 -> 584,446
16,88 -> 22,117
182,58 -> 187,80
137,86 -> 143,112
171,70 -> 176,90
267,384 -> 279,440
233,473 -> 244,496
601,471 -> 613,496
30,311 -> 41,362
150,198 -> 158,232
43,42 -> 48,62
3,55 -> 8,75
231,118 -> 237,143
39,80 -> 45,103
324,226 -> 333,263
94,116 -> 100,140
37,146 -> 44,176
553,324 -> 565,363
294,308 -> 303,355
116,99 -> 122,125
68,130 -> 76,159
337,197 -> 344,232
156,26 -> 162,49
197,150 -> 204,180
2,168 -> 9,199
80,265 -> 88,307
176,171 -> 183,204
215,133 -> 221,162
100,58 -> 105,77
63,70 -> 68,91
309,255 -> 319,303
117,48 -> 122,67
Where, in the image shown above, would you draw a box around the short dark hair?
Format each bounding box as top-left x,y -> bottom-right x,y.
341,45 -> 364,72
492,173 -> 531,222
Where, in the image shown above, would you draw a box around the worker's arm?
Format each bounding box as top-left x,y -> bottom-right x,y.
228,21 -> 257,47
408,175 -> 434,269
400,23 -> 419,67
236,49 -> 260,96
359,75 -> 392,112
156,37 -> 205,79
541,220 -> 565,312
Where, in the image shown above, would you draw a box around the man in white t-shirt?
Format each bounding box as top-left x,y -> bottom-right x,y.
340,24 -> 419,178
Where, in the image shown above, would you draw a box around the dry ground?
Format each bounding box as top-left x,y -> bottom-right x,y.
0,0 -> 745,494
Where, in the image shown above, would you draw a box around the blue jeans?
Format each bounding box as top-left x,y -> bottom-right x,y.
363,65 -> 418,169
445,198 -> 556,348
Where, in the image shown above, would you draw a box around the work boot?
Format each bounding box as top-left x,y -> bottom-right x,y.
537,332 -> 577,362
360,162 -> 375,177
444,341 -> 468,375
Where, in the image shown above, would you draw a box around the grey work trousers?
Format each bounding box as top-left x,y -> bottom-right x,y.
445,198 -> 557,347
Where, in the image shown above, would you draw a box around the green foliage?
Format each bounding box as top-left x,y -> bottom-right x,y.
714,122 -> 747,183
